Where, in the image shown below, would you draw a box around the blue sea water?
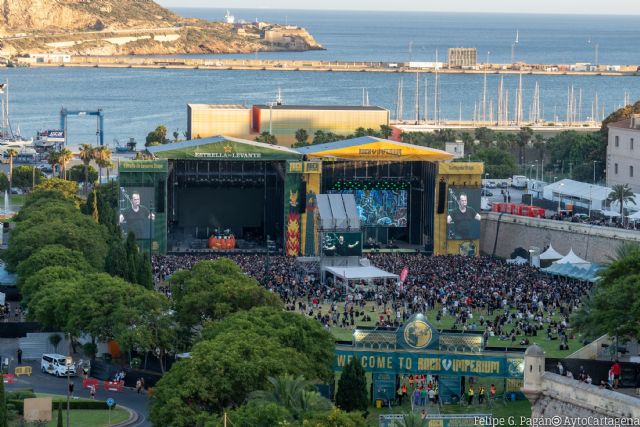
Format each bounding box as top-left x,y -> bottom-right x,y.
3,9 -> 640,147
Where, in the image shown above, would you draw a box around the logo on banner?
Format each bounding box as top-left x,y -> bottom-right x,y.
403,319 -> 433,349
442,359 -> 452,371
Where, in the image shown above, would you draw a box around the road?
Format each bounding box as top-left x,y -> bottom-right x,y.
5,361 -> 151,427
0,27 -> 180,41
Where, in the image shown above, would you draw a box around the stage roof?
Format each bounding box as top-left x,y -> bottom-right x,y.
324,265 -> 399,281
296,136 -> 454,162
148,136 -> 302,161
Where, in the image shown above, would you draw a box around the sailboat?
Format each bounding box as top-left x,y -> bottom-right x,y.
0,80 -> 32,147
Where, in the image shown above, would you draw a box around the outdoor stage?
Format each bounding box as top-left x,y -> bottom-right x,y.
118,135 -> 484,257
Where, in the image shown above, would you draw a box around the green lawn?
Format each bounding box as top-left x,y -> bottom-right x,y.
9,408 -> 129,427
321,302 -> 583,358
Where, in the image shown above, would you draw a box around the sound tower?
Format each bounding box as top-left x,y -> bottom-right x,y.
437,180 -> 446,214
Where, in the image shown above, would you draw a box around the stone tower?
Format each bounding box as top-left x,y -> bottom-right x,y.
522,344 -> 545,402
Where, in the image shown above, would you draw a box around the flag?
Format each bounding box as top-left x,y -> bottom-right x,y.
399,267 -> 409,284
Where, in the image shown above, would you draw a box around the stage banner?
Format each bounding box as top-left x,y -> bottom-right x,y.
283,169 -> 303,256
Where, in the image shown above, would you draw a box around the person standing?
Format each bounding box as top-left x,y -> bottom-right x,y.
612,361 -> 621,389
467,386 -> 474,405
89,384 -> 96,400
17,348 -> 22,365
478,385 -> 485,404
136,378 -> 143,394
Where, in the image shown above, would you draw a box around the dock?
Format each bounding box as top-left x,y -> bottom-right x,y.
18,56 -> 640,77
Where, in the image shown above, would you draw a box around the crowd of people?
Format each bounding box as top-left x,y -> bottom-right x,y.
152,252 -> 592,350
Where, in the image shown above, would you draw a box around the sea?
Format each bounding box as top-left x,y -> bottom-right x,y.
4,8 -> 640,147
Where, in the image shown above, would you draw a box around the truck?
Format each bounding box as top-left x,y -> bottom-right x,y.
511,175 -> 527,189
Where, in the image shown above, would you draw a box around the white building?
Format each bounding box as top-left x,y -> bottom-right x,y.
607,115 -> 640,192
543,179 -> 640,214
445,141 -> 464,159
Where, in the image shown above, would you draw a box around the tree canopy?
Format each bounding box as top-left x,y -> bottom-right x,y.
170,259 -> 282,330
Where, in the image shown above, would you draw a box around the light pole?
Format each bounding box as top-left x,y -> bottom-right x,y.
593,160 -> 599,184
484,173 -> 489,194
535,160 -> 539,181
557,182 -> 564,214
66,333 -> 72,427
588,185 -> 593,218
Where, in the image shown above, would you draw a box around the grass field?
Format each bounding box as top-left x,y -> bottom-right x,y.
7,394 -> 129,427
319,302 -> 582,358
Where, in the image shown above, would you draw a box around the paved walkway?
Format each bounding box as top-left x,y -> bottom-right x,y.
5,360 -> 151,426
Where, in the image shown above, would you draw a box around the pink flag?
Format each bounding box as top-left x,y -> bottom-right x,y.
399,267 -> 409,284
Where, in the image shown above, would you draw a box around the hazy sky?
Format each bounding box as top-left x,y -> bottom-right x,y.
156,0 -> 640,15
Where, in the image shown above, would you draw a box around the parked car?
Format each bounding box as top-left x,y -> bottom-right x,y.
41,353 -> 76,377
498,181 -> 509,188
481,189 -> 494,197
10,187 -> 23,195
486,181 -> 497,188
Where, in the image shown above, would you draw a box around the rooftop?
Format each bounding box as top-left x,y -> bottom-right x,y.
252,105 -> 387,111
188,104 -> 249,110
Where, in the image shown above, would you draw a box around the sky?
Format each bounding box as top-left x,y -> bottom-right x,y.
156,0 -> 640,15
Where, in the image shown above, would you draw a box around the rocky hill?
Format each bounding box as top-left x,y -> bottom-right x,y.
0,0 -> 323,56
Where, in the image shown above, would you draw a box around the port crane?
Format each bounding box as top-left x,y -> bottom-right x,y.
60,107 -> 104,147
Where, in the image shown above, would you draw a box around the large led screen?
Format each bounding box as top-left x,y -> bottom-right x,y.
353,190 -> 408,227
119,187 -> 156,240
322,232 -> 362,257
446,187 -> 481,240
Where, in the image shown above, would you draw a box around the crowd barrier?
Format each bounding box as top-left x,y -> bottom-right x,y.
14,366 -> 32,376
82,378 -> 100,389
103,380 -> 125,392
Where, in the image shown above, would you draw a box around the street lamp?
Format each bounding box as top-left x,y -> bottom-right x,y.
593,160 -> 599,184
534,160 -> 539,181
484,173 -> 489,193
66,333 -> 72,427
588,185 -> 593,218
557,182 -> 565,214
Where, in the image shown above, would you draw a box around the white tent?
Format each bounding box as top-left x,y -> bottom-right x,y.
554,249 -> 589,266
601,210 -> 621,218
627,211 -> 640,220
324,266 -> 399,281
506,256 -> 528,265
539,245 -> 564,260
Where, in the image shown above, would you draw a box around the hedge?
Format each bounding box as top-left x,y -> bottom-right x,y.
8,399 -> 117,414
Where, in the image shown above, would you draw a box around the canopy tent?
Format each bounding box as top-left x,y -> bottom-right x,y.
627,211 -> 640,220
506,256 -> 528,265
539,245 -> 564,260
554,249 -> 589,265
324,266 -> 399,282
542,179 -> 640,214
541,262 -> 602,282
600,210 -> 621,218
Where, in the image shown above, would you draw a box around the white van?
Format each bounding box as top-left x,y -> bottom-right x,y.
41,354 -> 76,377
511,175 -> 527,189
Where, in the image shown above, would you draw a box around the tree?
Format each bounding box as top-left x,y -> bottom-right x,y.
313,130 -> 327,145
137,252 -> 153,289
47,150 -> 60,177
57,148 -> 73,180
294,129 -> 309,145
68,165 -> 98,185
30,178 -> 79,203
105,237 -> 129,280
335,357 -> 368,412
11,166 -> 44,189
255,131 -> 277,145
93,146 -> 113,182
249,375 -> 332,421
149,310 -> 331,425
608,184 -> 636,220
460,132 -> 475,155
469,147 -> 517,178
21,267 -> 84,308
78,144 -> 94,193
0,172 -> 8,193
6,148 -> 17,190
516,127 -> 534,164
16,244 -> 93,295
145,125 -> 168,146
380,124 -> 393,139
474,127 -> 495,147
434,128 -> 456,143
170,259 -> 282,331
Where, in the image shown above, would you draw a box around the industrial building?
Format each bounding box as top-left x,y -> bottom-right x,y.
448,48 -> 477,68
187,104 -> 252,140
187,103 -> 390,146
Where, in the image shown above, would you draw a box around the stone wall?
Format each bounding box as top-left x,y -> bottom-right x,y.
481,212 -> 640,263
532,372 -> 640,419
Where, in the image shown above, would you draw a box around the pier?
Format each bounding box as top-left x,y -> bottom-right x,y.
18,56 -> 640,77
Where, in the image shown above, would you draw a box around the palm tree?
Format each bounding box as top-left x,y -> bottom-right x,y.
249,375 -> 332,421
101,147 -> 113,181
47,150 -> 60,178
607,183 -> 636,223
78,144 -> 94,193
294,128 -> 309,145
607,241 -> 640,262
6,148 -> 17,190
57,148 -> 73,180
93,146 -> 113,182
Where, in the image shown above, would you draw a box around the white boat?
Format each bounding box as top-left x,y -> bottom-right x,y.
0,82 -> 33,148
